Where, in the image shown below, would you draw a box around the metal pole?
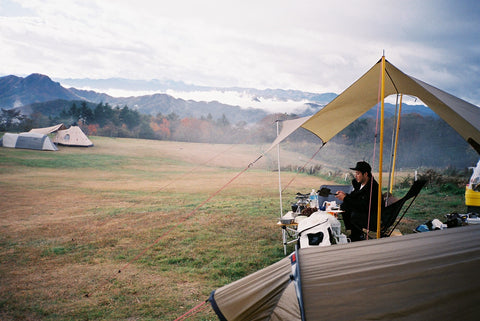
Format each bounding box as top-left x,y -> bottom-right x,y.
277,121 -> 283,218
388,94 -> 399,195
389,94 -> 403,193
377,56 -> 386,239
276,121 -> 287,255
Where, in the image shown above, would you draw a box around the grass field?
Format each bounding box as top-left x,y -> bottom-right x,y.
0,137 -> 469,320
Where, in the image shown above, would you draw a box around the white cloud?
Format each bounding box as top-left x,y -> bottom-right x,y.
1,0 -> 480,107
165,90 -> 310,113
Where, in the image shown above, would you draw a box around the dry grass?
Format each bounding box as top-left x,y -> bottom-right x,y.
2,136 -> 463,320
0,137 -> 332,320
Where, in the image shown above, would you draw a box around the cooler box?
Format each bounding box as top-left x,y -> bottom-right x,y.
466,159 -> 480,213
465,187 -> 480,213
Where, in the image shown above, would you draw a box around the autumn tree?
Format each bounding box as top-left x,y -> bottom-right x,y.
150,114 -> 171,140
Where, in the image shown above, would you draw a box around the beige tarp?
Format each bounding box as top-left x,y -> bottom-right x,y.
265,59 -> 480,154
53,126 -> 93,147
29,123 -> 66,135
209,225 -> 480,320
28,124 -> 93,147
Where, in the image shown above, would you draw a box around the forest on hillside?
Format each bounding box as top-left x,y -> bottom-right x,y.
1,101 -> 478,169
285,114 -> 478,170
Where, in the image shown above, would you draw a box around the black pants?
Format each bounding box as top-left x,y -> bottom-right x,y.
342,211 -> 368,242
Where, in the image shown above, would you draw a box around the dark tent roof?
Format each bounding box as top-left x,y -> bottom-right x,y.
210,225 -> 480,321
299,225 -> 480,320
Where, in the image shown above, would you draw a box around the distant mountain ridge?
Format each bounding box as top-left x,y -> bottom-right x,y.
68,87 -> 269,123
0,74 -> 80,108
57,76 -> 338,104
0,73 -> 270,123
0,73 -> 437,123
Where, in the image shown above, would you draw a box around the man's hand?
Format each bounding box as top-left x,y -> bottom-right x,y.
335,190 -> 346,201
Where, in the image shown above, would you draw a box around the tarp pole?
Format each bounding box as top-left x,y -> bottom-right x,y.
276,121 -> 287,256
377,55 -> 386,239
387,94 -> 400,196
389,94 -> 403,193
276,121 -> 284,218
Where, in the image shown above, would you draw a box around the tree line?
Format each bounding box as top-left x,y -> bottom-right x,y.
1,102 -> 477,168
290,114 -> 478,169
0,101 -> 277,144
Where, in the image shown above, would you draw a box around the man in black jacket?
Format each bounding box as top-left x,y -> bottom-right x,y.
335,161 -> 380,241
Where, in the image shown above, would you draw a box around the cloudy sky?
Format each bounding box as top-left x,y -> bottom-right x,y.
1,0 -> 480,109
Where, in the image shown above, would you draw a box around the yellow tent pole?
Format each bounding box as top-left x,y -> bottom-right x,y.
377,56 -> 386,239
389,94 -> 403,194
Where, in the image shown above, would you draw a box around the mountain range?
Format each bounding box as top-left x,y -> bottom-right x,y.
57,76 -> 338,103
0,73 -> 437,123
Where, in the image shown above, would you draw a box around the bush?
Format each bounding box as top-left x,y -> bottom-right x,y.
417,168 -> 468,189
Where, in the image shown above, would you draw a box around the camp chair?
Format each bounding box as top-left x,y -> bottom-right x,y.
378,179 -> 427,237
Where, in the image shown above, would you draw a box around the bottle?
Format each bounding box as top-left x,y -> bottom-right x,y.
310,189 -> 318,208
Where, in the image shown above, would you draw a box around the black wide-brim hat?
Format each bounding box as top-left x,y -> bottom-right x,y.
350,161 -> 371,174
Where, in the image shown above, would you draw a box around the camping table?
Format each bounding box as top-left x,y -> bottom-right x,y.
278,209 -> 346,255
277,211 -> 301,255
277,220 -> 298,255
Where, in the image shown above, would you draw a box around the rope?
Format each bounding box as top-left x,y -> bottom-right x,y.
80,144 -> 240,282
156,144 -> 237,191
281,143 -> 325,193
81,143 -> 239,240
85,154 -> 263,297
173,300 -> 209,321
